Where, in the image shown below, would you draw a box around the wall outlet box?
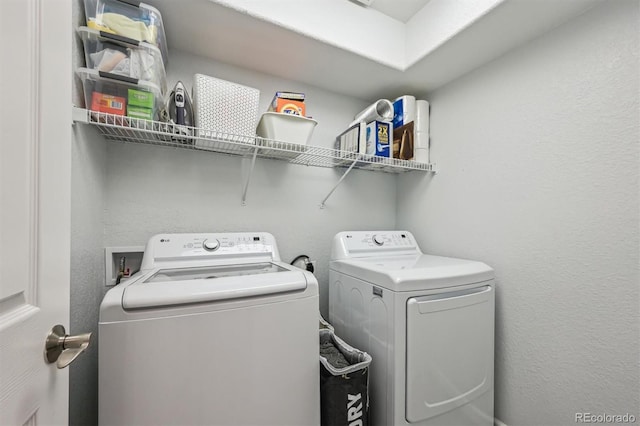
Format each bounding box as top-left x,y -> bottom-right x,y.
105,246 -> 145,286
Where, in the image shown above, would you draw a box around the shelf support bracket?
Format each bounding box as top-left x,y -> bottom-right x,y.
72,106 -> 89,125
320,157 -> 360,209
241,147 -> 259,206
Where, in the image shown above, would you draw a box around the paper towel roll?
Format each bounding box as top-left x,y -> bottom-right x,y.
350,99 -> 393,126
414,130 -> 429,149
393,95 -> 416,125
415,148 -> 429,164
415,100 -> 429,133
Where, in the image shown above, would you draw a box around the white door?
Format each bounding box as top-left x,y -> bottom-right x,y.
0,0 -> 73,425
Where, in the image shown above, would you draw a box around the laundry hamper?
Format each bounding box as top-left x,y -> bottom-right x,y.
319,313 -> 334,332
319,329 -> 372,426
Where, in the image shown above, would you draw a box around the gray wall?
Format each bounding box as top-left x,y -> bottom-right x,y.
103,49 -> 396,317
70,125 -> 107,426
397,1 -> 639,424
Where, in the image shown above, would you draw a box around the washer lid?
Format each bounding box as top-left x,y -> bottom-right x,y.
330,254 -> 494,291
122,262 -> 308,309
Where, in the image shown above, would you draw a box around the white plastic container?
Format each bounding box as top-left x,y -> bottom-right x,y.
193,73 -> 260,143
256,112 -> 318,145
77,26 -> 167,95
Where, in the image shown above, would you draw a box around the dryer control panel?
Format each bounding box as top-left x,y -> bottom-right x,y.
331,231 -> 421,260
141,232 -> 280,269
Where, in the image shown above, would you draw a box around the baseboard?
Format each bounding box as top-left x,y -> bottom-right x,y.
495,418 -> 508,426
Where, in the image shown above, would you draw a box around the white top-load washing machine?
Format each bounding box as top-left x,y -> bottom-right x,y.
329,231 -> 495,426
99,232 -> 320,426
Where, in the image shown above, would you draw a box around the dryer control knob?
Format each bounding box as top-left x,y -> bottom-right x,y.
372,235 -> 384,246
202,239 -> 220,251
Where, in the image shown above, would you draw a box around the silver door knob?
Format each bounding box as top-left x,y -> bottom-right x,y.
44,325 -> 92,369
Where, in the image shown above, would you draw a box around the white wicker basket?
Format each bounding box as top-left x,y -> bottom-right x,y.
192,73 -> 260,149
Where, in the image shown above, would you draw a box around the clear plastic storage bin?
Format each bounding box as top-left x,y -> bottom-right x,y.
83,0 -> 168,65
78,26 -> 166,95
76,67 -> 163,121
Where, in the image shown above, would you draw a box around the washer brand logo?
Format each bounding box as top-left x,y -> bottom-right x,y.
160,238 -> 170,243
347,393 -> 363,426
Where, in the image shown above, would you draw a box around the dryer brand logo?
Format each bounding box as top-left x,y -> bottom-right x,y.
347,393 -> 363,426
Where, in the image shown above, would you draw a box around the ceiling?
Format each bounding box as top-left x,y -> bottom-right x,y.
368,0 -> 432,23
148,0 -> 604,101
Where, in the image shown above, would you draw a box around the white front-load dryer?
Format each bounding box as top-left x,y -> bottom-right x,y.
99,232 -> 320,426
329,231 -> 495,426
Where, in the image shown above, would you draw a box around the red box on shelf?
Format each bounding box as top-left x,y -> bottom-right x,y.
90,92 -> 126,115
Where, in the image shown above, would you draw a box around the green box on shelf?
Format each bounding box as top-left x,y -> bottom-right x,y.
127,105 -> 154,120
128,88 -> 154,109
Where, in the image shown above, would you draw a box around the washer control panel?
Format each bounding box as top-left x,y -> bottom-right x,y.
332,231 -> 421,259
144,233 -> 279,268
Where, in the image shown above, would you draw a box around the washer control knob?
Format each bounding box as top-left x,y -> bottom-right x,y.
372,235 -> 384,246
202,239 -> 220,251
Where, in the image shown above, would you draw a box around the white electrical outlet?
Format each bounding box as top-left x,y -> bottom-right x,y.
105,246 -> 145,286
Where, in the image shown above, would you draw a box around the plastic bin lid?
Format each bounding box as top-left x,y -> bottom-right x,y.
77,26 -> 163,56
76,67 -> 163,100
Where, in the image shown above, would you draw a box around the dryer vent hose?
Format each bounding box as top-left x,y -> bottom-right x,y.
291,255 -> 315,274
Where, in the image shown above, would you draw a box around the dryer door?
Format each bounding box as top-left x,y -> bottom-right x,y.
405,283 -> 494,423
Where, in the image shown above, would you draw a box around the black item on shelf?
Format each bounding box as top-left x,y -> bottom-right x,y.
159,81 -> 194,143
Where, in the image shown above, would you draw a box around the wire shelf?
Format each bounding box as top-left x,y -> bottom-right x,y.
73,108 -> 435,174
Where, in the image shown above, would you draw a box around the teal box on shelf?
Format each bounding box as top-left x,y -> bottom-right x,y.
365,121 -> 392,157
